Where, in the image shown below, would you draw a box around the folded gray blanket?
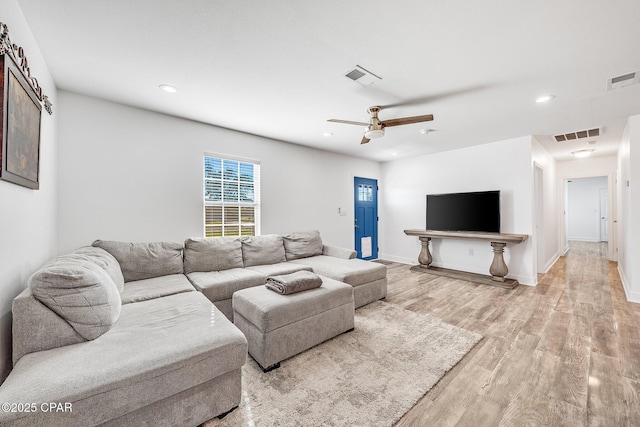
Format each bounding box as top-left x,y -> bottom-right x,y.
265,271 -> 323,295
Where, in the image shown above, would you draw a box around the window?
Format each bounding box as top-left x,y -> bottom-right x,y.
358,184 -> 373,202
204,155 -> 260,237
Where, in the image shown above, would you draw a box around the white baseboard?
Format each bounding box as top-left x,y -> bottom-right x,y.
507,273 -> 537,286
377,253 -> 414,265
618,265 -> 640,304
543,252 -> 560,274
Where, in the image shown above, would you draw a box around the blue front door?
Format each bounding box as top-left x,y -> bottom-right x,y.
354,177 -> 378,260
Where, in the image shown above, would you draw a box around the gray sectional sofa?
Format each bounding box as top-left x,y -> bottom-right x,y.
0,231 -> 386,426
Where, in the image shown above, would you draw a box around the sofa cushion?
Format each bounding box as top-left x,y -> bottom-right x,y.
187,268 -> 266,303
245,262 -> 312,277
290,255 -> 387,287
282,230 -> 323,260
92,240 -> 183,282
29,256 -> 121,341
0,292 -> 247,426
241,234 -> 286,267
183,237 -> 243,273
121,274 -> 195,304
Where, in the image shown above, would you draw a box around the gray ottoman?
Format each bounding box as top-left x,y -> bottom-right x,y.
232,276 -> 355,372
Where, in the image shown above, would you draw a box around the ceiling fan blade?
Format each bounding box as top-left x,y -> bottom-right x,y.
327,119 -> 369,126
360,136 -> 370,144
379,84 -> 491,109
382,114 -> 434,127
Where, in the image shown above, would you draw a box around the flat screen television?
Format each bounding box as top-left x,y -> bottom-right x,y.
426,190 -> 500,233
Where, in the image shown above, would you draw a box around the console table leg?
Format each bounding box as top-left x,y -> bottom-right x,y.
418,236 -> 432,268
489,242 -> 508,281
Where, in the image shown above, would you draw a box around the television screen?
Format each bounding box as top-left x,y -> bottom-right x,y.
426,191 -> 500,233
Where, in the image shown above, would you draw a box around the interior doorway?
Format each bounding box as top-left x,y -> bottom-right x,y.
599,188 -> 609,242
534,164 -> 545,273
354,177 -> 378,260
565,176 -> 608,244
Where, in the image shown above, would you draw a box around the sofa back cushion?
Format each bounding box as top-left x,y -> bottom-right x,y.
29,255 -> 122,341
283,230 -> 323,260
241,234 -> 286,267
183,237 -> 243,273
92,240 -> 183,282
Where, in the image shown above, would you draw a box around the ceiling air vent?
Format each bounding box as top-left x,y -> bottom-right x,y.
554,127 -> 601,142
607,71 -> 639,91
344,65 -> 381,87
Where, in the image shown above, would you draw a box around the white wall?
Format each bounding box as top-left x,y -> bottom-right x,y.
57,91 -> 380,253
566,176 -> 607,242
617,114 -> 640,302
556,156 -> 617,260
0,2 -> 57,381
380,136 -> 536,285
532,138 -> 559,273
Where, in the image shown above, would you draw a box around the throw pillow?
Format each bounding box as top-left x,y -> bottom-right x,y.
73,246 -> 125,294
30,256 -> 121,341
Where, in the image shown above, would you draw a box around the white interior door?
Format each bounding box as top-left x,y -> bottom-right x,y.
535,165 -> 545,273
600,188 -> 608,242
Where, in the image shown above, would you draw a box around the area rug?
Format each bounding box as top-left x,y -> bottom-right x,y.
205,301 -> 482,427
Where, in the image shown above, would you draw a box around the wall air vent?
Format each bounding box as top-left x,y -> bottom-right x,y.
344,65 -> 382,87
554,127 -> 601,143
607,71 -> 639,91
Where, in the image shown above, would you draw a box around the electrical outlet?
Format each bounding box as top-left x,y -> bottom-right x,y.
468,249 -> 474,256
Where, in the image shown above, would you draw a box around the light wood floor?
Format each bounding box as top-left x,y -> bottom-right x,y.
388,241 -> 640,426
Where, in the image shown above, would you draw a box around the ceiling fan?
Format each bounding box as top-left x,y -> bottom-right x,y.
328,106 -> 434,144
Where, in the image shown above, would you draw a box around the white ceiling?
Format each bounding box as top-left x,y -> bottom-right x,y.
16,0 -> 640,162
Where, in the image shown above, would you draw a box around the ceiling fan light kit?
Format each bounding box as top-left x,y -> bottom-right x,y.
364,128 -> 385,139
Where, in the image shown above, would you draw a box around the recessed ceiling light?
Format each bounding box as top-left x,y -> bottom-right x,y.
323,132 -> 333,137
392,152 -> 399,156
572,149 -> 595,158
159,84 -> 177,93
535,94 -> 555,103
419,128 -> 434,135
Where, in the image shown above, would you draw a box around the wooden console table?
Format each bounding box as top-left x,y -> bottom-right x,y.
404,229 -> 528,289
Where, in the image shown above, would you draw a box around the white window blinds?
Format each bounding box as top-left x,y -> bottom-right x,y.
204,155 -> 260,237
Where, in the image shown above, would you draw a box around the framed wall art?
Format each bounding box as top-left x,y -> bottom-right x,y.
0,22 -> 53,190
